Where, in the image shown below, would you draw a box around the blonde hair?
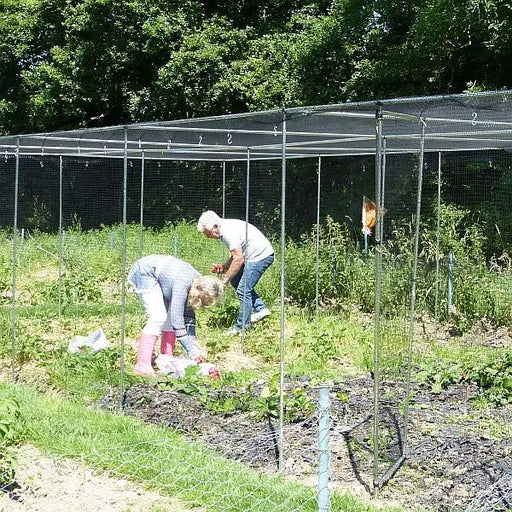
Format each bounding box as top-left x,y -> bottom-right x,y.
197,210 -> 222,233
188,275 -> 224,310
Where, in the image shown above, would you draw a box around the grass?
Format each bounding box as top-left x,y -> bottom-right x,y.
0,382 -> 406,512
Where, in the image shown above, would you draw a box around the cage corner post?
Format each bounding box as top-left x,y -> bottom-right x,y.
372,106 -> 384,495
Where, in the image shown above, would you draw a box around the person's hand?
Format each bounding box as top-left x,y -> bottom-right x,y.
189,338 -> 207,363
210,263 -> 224,274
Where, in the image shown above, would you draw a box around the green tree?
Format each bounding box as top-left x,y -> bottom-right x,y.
147,17 -> 250,119
2,0 -> 203,133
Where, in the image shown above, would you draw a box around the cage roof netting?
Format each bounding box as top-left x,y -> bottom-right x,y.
1,90 -> 512,161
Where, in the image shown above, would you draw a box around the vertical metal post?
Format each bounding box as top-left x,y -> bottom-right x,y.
221,162 -> 227,262
318,384 -> 331,512
403,119 -> 426,451
10,138 -> 20,382
58,156 -> 64,319
364,194 -> 369,256
139,151 -> 145,259
222,161 -> 226,219
278,111 -> 287,472
241,149 -> 250,336
373,108 -> 384,493
315,156 -> 321,314
119,127 -> 128,408
447,252 -> 454,311
434,152 -> 442,322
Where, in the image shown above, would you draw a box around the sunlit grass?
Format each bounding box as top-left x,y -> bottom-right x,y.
0,382 -> 406,512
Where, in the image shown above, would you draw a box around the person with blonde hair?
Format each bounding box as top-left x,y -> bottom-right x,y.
197,210 -> 274,335
127,255 -> 224,376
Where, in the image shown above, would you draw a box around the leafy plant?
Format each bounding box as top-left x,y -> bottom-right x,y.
45,347 -> 122,400
39,269 -> 103,304
206,298 -> 239,328
160,371 -> 315,423
0,396 -> 21,491
417,351 -> 512,406
417,358 -> 464,394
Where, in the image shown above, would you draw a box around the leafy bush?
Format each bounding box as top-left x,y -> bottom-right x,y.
284,216 -> 373,308
206,298 -> 239,328
37,269 -> 103,304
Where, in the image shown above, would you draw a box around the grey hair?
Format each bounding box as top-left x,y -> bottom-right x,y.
188,275 -> 224,310
197,210 -> 222,233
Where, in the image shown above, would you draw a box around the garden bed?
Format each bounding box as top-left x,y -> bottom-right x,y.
99,373 -> 512,512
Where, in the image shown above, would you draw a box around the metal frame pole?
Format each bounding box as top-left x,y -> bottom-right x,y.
222,161 -> 226,219
241,149 -> 250,336
373,108 -> 384,493
10,138 -> 20,382
58,155 -> 64,319
315,156 -> 322,313
119,127 -> 128,408
434,152 -> 442,322
403,120 -> 426,449
220,161 -> 227,262
278,111 -> 287,472
139,151 -> 145,259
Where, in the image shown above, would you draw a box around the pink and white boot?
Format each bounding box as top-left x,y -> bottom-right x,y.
160,331 -> 176,356
133,333 -> 158,376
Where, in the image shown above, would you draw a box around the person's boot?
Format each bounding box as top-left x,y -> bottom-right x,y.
134,333 -> 157,376
160,331 -> 176,356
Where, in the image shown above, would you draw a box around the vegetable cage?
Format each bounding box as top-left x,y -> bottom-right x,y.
2,89 -> 512,503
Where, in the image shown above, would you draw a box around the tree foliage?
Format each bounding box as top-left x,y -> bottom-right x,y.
1,0 -> 512,134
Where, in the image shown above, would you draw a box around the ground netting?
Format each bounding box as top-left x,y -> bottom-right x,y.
465,473 -> 512,512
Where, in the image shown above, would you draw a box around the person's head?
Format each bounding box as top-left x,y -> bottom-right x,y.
197,210 -> 222,239
188,275 -> 224,310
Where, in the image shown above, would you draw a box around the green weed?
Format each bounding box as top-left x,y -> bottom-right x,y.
0,396 -> 21,490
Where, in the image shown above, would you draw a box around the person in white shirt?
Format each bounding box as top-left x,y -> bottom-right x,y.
197,210 -> 274,335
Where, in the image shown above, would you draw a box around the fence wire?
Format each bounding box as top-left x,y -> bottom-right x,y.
465,472 -> 512,512
85,386 -> 332,512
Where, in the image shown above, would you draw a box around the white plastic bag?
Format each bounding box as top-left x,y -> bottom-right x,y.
155,354 -> 196,377
68,328 -> 110,354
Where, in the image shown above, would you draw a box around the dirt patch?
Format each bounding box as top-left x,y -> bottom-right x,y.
0,445 -> 197,512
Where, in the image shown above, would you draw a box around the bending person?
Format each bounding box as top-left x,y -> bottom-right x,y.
128,254 -> 224,376
197,210 -> 274,335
